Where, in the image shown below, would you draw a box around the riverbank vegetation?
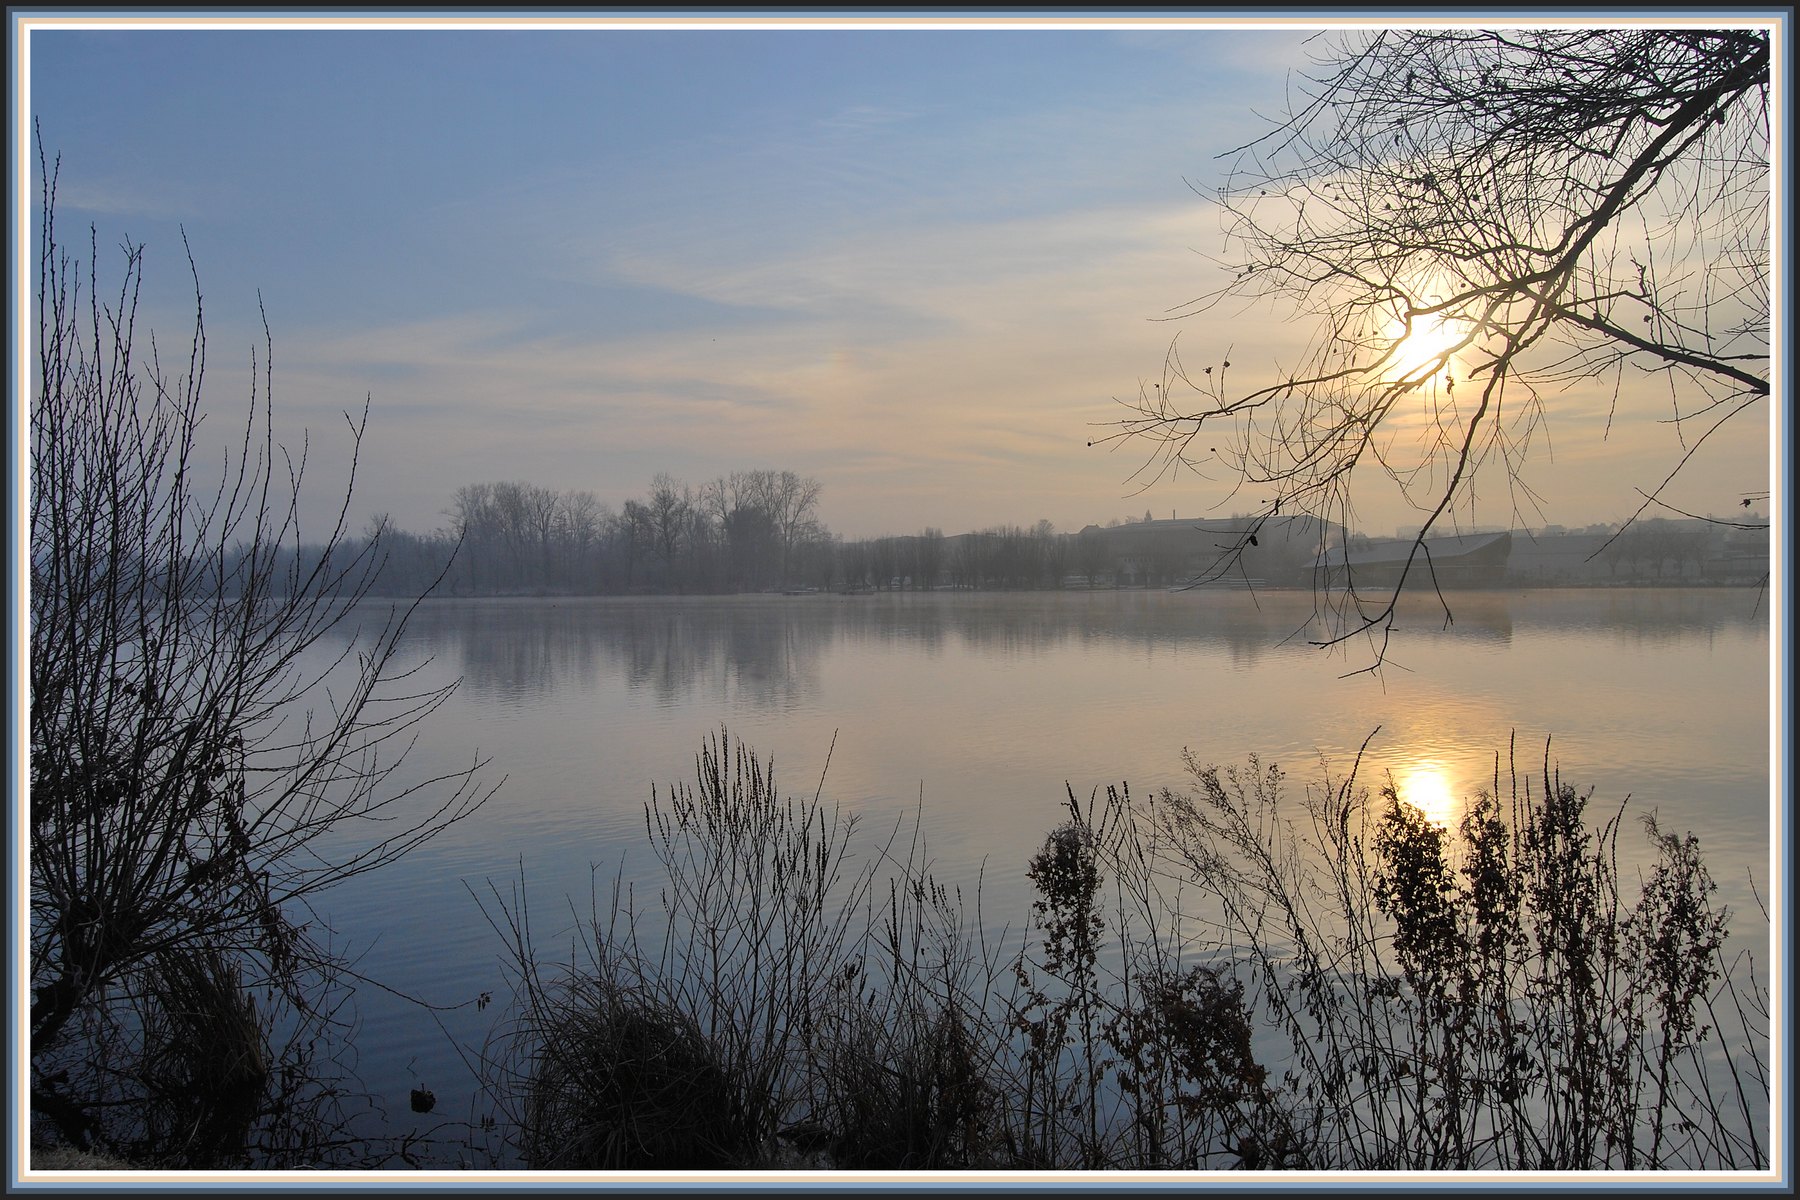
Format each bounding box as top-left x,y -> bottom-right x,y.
476,729 -> 1767,1172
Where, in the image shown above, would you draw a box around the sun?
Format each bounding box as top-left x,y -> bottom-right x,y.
1384,308 -> 1467,386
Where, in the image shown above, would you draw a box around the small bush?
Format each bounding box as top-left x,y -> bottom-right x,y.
130,948 -> 271,1167
813,990 -> 1001,1168
486,728 -> 912,1168
517,976 -> 753,1169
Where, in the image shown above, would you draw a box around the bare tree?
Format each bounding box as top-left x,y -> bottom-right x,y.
867,536 -> 899,591
1075,527 -> 1110,588
519,482 -> 563,588
30,150 -> 494,1165
1033,519 -> 1069,588
487,482 -> 536,583
913,527 -> 945,592
765,470 -> 825,587
445,482 -> 502,594
647,472 -> 694,589
617,498 -> 656,591
557,488 -> 607,590
704,471 -> 779,591
1099,26 -> 1770,669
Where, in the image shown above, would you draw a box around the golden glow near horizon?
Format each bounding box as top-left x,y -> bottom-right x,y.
1395,761 -> 1461,829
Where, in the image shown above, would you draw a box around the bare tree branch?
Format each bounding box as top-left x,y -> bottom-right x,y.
1099,26 -> 1771,671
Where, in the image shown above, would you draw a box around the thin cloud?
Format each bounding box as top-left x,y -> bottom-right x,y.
44,176 -> 223,223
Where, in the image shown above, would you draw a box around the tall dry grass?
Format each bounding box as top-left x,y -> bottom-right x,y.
479,729 -> 1768,1172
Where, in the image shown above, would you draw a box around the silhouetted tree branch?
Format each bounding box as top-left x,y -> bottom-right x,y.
1097,25 -> 1770,671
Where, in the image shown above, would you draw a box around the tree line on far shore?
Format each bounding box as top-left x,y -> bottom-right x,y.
286,479 -> 1768,601
283,474 -> 1106,598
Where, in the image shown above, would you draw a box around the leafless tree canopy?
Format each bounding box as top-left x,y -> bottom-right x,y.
30,148 -> 494,1165
1100,27 -> 1770,660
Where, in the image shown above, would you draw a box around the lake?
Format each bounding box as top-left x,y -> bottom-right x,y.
304,586 -> 1774,1164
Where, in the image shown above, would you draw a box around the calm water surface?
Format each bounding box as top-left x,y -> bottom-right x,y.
307,587 -> 1773,1156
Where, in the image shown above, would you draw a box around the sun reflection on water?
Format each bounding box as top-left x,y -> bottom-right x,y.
1395,761 -> 1461,829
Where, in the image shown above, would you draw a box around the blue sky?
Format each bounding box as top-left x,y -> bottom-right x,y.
18,15 -> 1775,541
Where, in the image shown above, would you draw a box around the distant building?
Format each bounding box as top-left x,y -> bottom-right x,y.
1318,531 -> 1513,589
1505,530 -> 1622,583
1720,522 -> 1771,577
1059,513 -> 1766,592
1503,519 -> 1766,584
1076,515 -> 1339,588
1397,524 -> 1506,539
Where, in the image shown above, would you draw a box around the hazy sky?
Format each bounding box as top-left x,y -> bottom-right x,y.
20,15 -> 1774,541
